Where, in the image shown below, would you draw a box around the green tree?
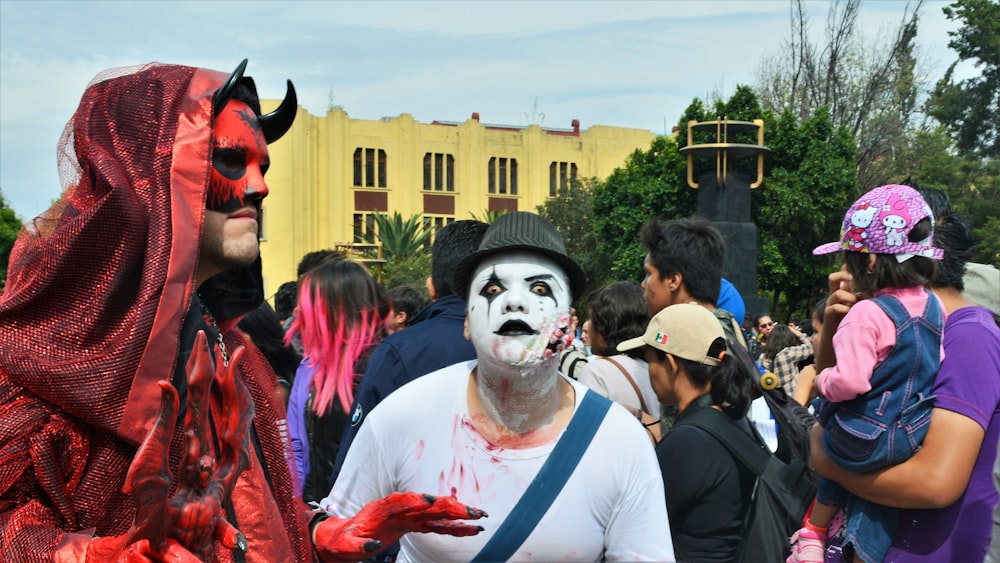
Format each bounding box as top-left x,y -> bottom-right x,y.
688,87 -> 859,318
906,2 -> 1000,265
882,126 -> 1000,268
590,135 -> 692,283
945,162 -> 1000,267
537,177 -> 610,308
926,0 -> 1000,159
363,212 -> 433,288
469,210 -> 506,224
379,252 -> 432,290
0,193 -> 22,293
364,212 -> 432,258
757,107 -> 859,316
589,87 -> 858,319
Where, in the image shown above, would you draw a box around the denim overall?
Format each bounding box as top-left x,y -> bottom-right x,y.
814,290 -> 942,563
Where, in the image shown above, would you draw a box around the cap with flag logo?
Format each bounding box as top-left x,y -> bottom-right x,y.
617,303 -> 726,366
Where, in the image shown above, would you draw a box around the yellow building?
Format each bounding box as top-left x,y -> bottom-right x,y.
259,103 -> 656,294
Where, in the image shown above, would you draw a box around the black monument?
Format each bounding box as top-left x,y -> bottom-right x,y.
679,117 -> 769,318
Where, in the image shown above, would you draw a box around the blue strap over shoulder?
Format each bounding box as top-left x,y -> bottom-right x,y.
471,389 -> 612,562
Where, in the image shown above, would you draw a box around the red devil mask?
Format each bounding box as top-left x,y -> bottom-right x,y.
208,100 -> 269,213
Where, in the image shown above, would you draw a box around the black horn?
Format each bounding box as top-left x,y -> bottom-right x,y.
259,80 -> 297,143
213,59 -> 248,118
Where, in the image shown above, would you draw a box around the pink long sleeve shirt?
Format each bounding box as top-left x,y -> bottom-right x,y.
818,285 -> 945,403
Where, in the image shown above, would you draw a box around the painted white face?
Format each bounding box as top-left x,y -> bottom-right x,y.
466,251 -> 574,370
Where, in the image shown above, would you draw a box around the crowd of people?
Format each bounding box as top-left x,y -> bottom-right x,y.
1,59 -> 998,563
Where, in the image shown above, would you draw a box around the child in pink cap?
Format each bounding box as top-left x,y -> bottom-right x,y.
788,185 -> 945,563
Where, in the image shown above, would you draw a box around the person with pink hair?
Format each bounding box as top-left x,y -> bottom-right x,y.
285,259 -> 391,502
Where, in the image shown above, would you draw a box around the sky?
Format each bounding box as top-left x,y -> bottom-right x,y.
0,0 -> 968,221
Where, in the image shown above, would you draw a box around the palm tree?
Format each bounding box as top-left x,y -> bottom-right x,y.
364,212 -> 432,259
359,212 -> 433,288
468,209 -> 506,224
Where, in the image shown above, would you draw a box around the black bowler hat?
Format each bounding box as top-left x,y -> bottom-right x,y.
454,211 -> 587,302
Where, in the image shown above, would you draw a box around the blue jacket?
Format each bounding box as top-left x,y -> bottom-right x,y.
331,294 -> 475,481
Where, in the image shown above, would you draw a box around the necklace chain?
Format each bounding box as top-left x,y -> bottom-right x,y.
199,302 -> 229,367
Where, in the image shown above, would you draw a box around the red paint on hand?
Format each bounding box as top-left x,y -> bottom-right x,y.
86,536 -> 202,562
313,492 -> 487,562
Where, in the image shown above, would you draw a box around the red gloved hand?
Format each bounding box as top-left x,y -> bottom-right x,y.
313,491 -> 487,562
85,535 -> 202,563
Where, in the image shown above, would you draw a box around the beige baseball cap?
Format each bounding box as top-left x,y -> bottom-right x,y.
617,303 -> 726,366
964,262 -> 1000,315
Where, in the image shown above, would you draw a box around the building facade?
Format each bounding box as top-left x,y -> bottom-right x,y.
258,103 -> 656,294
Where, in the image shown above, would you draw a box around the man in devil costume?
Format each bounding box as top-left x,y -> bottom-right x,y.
0,61 -> 483,562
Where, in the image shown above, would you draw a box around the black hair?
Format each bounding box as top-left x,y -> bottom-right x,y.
810,298 -> 826,325
653,336 -> 751,419
761,324 -> 800,362
640,216 -> 724,305
387,284 -> 430,327
916,186 -> 977,292
753,313 -> 773,329
431,220 -> 489,297
238,301 -> 302,382
844,217 -> 937,293
587,281 -> 649,358
274,280 -> 298,322
794,319 -> 814,336
296,249 -> 345,279
232,82 -> 263,116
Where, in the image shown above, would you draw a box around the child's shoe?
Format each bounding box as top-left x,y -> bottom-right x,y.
786,525 -> 827,563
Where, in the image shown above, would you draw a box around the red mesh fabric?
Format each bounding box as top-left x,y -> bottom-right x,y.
229,330 -> 313,560
3,64 -> 193,436
0,63 -> 312,561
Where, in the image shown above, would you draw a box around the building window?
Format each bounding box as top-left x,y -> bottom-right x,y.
354,147 -> 388,188
488,157 -> 518,195
423,152 -> 455,192
422,215 -> 454,248
353,213 -> 378,243
549,161 -> 578,196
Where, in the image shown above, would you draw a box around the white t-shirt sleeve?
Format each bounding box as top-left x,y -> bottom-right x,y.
319,409 -> 391,517
598,405 -> 676,561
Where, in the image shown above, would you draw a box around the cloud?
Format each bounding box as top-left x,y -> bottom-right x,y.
0,0 -> 965,220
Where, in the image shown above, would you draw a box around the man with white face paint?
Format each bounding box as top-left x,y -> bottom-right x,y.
321,212 -> 675,562
466,251 -> 571,370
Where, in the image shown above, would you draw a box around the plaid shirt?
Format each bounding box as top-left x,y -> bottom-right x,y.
758,334 -> 813,395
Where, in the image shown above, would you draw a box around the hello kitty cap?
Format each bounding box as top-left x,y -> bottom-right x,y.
813,184 -> 944,261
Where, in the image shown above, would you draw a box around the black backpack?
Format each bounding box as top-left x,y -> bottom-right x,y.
714,309 -> 816,468
676,406 -> 817,562
707,309 -> 817,559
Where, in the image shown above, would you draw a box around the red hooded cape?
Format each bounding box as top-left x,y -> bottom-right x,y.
0,63 -> 311,561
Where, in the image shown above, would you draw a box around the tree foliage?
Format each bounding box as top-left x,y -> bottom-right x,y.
688,87 -> 859,317
957,172 -> 1000,268
881,126 -> 1000,267
537,177 -> 611,310
364,212 -> 432,259
362,211 -> 433,289
0,192 -> 23,293
587,86 -> 858,319
468,210 -> 506,224
926,0 -> 1000,159
379,252 -> 432,291
757,107 -> 859,315
753,0 -> 926,188
590,135 -> 692,283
